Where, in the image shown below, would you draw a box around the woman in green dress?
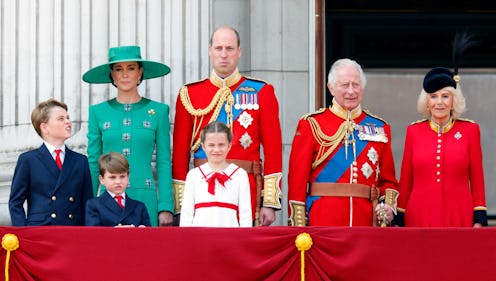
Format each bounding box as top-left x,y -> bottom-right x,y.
83,46 -> 173,226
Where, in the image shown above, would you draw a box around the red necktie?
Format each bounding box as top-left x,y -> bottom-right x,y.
55,149 -> 62,170
206,172 -> 230,195
115,195 -> 124,209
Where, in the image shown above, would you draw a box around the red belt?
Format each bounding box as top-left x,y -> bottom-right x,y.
195,202 -> 238,211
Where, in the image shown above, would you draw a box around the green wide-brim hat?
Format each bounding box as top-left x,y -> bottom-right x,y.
82,45 -> 170,84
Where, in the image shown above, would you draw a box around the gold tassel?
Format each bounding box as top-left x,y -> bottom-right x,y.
2,234 -> 19,281
295,232 -> 313,281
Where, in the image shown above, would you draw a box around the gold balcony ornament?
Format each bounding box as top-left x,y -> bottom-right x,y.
2,233 -> 19,281
295,232 -> 313,281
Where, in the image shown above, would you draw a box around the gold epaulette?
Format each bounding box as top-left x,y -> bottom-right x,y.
183,78 -> 209,87
363,110 -> 389,124
410,119 -> 427,125
302,107 -> 327,120
244,76 -> 268,84
458,117 -> 475,123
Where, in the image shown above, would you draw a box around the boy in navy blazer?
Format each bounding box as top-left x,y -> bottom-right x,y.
85,152 -> 151,227
9,99 -> 93,226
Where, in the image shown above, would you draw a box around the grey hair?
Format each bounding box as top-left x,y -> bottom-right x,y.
416,86 -> 466,120
327,58 -> 367,89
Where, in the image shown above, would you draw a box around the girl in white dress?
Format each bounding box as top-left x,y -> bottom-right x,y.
180,122 -> 252,227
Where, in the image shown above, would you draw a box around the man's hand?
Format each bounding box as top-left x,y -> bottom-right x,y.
158,211 -> 173,226
259,207 -> 275,226
375,203 -> 393,225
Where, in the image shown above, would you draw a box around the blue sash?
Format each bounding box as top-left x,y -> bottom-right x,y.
194,79 -> 264,158
306,114 -> 385,212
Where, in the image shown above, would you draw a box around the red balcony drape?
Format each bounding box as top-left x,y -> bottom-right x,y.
1,226 -> 495,281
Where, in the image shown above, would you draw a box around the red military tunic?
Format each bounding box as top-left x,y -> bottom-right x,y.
173,69 -> 283,218
288,102 -> 398,226
398,118 -> 487,227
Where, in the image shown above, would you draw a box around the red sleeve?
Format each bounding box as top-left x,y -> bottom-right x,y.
172,90 -> 194,182
288,118 -> 315,205
468,123 -> 486,208
258,83 -> 282,176
398,125 -> 414,210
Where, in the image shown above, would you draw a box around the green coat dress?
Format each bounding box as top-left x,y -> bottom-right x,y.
87,98 -> 173,226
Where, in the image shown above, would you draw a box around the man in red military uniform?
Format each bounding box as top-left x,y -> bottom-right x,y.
173,26 -> 282,226
288,58 -> 399,227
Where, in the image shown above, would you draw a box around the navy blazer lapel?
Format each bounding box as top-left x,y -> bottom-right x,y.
55,147 -> 76,188
36,144 -> 61,178
120,196 -> 137,220
102,192 -> 124,215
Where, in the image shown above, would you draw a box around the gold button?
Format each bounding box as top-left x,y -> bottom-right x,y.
51,213 -> 57,219
51,196 -> 57,201
69,197 -> 75,202
68,214 -> 73,219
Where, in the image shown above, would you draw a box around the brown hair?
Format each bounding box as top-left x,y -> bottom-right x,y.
98,152 -> 130,176
200,122 -> 232,144
31,99 -> 68,137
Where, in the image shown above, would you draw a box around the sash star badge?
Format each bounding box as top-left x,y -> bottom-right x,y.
367,147 -> 378,165
454,131 -> 462,140
361,162 -> 373,179
238,111 -> 254,129
239,132 -> 253,149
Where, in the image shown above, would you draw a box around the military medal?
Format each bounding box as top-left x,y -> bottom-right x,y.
357,124 -> 388,143
240,94 -> 247,110
234,95 -> 241,110
238,111 -> 253,129
253,94 -> 259,110
246,94 -> 254,110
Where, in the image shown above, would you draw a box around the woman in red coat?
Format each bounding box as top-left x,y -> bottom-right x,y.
396,67 -> 488,227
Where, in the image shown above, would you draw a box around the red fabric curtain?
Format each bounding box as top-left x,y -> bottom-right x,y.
1,226 -> 495,281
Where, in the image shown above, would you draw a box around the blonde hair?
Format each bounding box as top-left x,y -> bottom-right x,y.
416,86 -> 466,119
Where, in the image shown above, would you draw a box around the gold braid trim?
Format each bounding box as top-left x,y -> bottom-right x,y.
288,200 -> 306,226
179,85 -> 233,151
308,117 -> 349,169
172,180 -> 185,214
262,173 -> 283,209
